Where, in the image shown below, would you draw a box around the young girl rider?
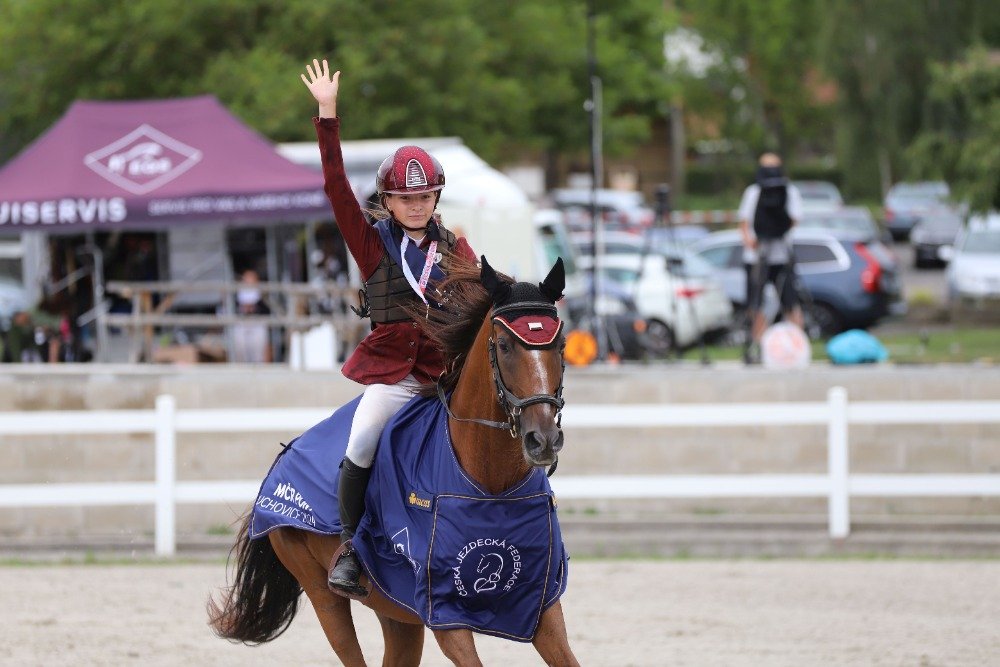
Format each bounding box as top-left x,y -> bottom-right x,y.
301,59 -> 478,597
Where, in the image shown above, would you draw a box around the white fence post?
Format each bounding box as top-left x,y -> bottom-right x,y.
827,386 -> 850,539
154,395 -> 177,556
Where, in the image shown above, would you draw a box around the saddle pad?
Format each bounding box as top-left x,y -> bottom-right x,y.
245,391 -> 569,640
352,396 -> 569,642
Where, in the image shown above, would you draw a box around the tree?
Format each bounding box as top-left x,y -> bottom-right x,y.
0,0 -> 672,170
673,0 -> 827,158
818,0 -> 1000,199
906,48 -> 1000,212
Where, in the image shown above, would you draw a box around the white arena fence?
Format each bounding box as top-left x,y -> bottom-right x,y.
1,387 -> 999,556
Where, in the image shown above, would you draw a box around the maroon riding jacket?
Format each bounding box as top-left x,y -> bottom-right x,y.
315,117 -> 477,386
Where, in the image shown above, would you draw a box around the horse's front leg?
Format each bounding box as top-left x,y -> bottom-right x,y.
532,601 -> 580,667
432,628 -> 482,667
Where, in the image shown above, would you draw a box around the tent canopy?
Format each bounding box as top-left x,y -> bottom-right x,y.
0,95 -> 328,233
277,137 -> 539,279
277,137 -> 530,209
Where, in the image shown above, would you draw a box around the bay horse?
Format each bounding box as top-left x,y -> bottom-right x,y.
208,257 -> 580,667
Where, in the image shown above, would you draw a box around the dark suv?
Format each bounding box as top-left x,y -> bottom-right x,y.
690,229 -> 906,337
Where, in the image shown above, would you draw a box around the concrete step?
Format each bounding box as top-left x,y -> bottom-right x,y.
559,515 -> 1000,558
2,516 -> 998,561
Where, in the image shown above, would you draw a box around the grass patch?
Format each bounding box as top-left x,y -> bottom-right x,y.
879,327 -> 1000,364
673,193 -> 740,211
672,326 -> 1000,365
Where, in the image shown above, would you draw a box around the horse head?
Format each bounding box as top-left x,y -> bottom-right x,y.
480,256 -> 567,468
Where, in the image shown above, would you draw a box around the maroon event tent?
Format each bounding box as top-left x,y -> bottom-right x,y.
0,95 -> 328,232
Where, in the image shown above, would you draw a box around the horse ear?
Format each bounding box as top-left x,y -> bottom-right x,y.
538,257 -> 565,303
480,255 -> 511,304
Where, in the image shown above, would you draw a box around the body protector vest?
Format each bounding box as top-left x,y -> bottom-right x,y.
753,166 -> 792,240
363,218 -> 457,324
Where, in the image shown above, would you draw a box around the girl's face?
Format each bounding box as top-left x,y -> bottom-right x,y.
385,192 -> 436,231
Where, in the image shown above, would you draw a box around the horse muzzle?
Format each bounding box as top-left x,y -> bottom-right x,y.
522,427 -> 564,467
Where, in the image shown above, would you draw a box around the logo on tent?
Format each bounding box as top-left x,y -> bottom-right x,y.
84,124 -> 202,195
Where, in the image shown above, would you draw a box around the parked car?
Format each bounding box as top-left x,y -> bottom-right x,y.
563,282 -> 669,360
643,225 -> 712,249
689,228 -> 905,338
534,210 -> 664,360
533,208 -> 586,301
945,213 -> 1000,309
569,227 -> 713,272
797,206 -> 893,245
910,209 -> 964,268
592,250 -> 733,350
568,230 -> 648,272
792,180 -> 844,214
883,181 -> 950,241
550,188 -> 656,232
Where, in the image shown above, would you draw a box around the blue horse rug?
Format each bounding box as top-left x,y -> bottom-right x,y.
248,394 -> 569,642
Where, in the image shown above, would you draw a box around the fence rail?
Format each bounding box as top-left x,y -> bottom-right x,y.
2,387 -> 999,556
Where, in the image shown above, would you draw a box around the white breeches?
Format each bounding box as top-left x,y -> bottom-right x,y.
345,374 -> 421,468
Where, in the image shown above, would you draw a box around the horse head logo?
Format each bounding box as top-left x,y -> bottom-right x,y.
473,552 -> 504,593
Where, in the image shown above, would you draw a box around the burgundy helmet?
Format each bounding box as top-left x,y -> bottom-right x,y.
376,146 -> 445,195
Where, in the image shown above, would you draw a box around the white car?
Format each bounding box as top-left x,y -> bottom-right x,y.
550,188 -> 655,231
594,250 -> 733,349
946,213 -> 1000,308
793,181 -> 844,214
569,230 -> 648,272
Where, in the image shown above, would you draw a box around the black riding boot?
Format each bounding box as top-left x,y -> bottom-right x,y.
328,456 -> 372,596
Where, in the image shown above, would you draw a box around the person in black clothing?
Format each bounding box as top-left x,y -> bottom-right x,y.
737,153 -> 805,361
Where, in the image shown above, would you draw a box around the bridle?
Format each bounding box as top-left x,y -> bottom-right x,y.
437,301 -> 566,441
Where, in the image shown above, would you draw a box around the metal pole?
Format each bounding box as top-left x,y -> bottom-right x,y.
76,243 -> 110,363
586,2 -> 606,360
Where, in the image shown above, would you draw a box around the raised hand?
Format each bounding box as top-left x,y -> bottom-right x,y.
300,58 -> 340,119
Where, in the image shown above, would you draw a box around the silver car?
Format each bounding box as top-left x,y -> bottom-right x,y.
946,213 -> 1000,310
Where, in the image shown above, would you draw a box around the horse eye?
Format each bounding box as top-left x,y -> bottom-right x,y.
497,336 -> 512,353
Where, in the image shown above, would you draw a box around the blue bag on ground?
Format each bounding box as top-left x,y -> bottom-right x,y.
826,329 -> 888,364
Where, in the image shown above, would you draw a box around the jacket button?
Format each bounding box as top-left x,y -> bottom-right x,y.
409,341 -> 415,347
407,357 -> 413,362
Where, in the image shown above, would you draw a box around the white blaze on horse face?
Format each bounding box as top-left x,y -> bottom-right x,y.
519,346 -> 562,416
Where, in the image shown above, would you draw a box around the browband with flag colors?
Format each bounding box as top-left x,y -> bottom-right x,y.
493,313 -> 563,347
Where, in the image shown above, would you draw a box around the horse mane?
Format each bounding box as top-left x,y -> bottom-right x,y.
404,254 -> 513,396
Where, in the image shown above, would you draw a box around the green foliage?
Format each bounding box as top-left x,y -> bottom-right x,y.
817,0 -> 1000,200
674,0 -> 830,157
906,48 -> 1000,213
0,0 -> 672,166
2,0 -> 995,200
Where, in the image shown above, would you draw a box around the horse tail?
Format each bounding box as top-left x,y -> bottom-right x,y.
207,512 -> 302,644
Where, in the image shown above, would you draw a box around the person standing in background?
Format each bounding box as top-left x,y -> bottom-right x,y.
738,153 -> 805,364
232,269 -> 270,363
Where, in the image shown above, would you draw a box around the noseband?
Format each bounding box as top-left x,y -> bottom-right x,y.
437,301 -> 566,440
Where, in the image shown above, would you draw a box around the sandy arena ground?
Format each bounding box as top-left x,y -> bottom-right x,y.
1,559 -> 998,666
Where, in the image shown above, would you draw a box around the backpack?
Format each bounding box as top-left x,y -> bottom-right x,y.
752,167 -> 792,240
